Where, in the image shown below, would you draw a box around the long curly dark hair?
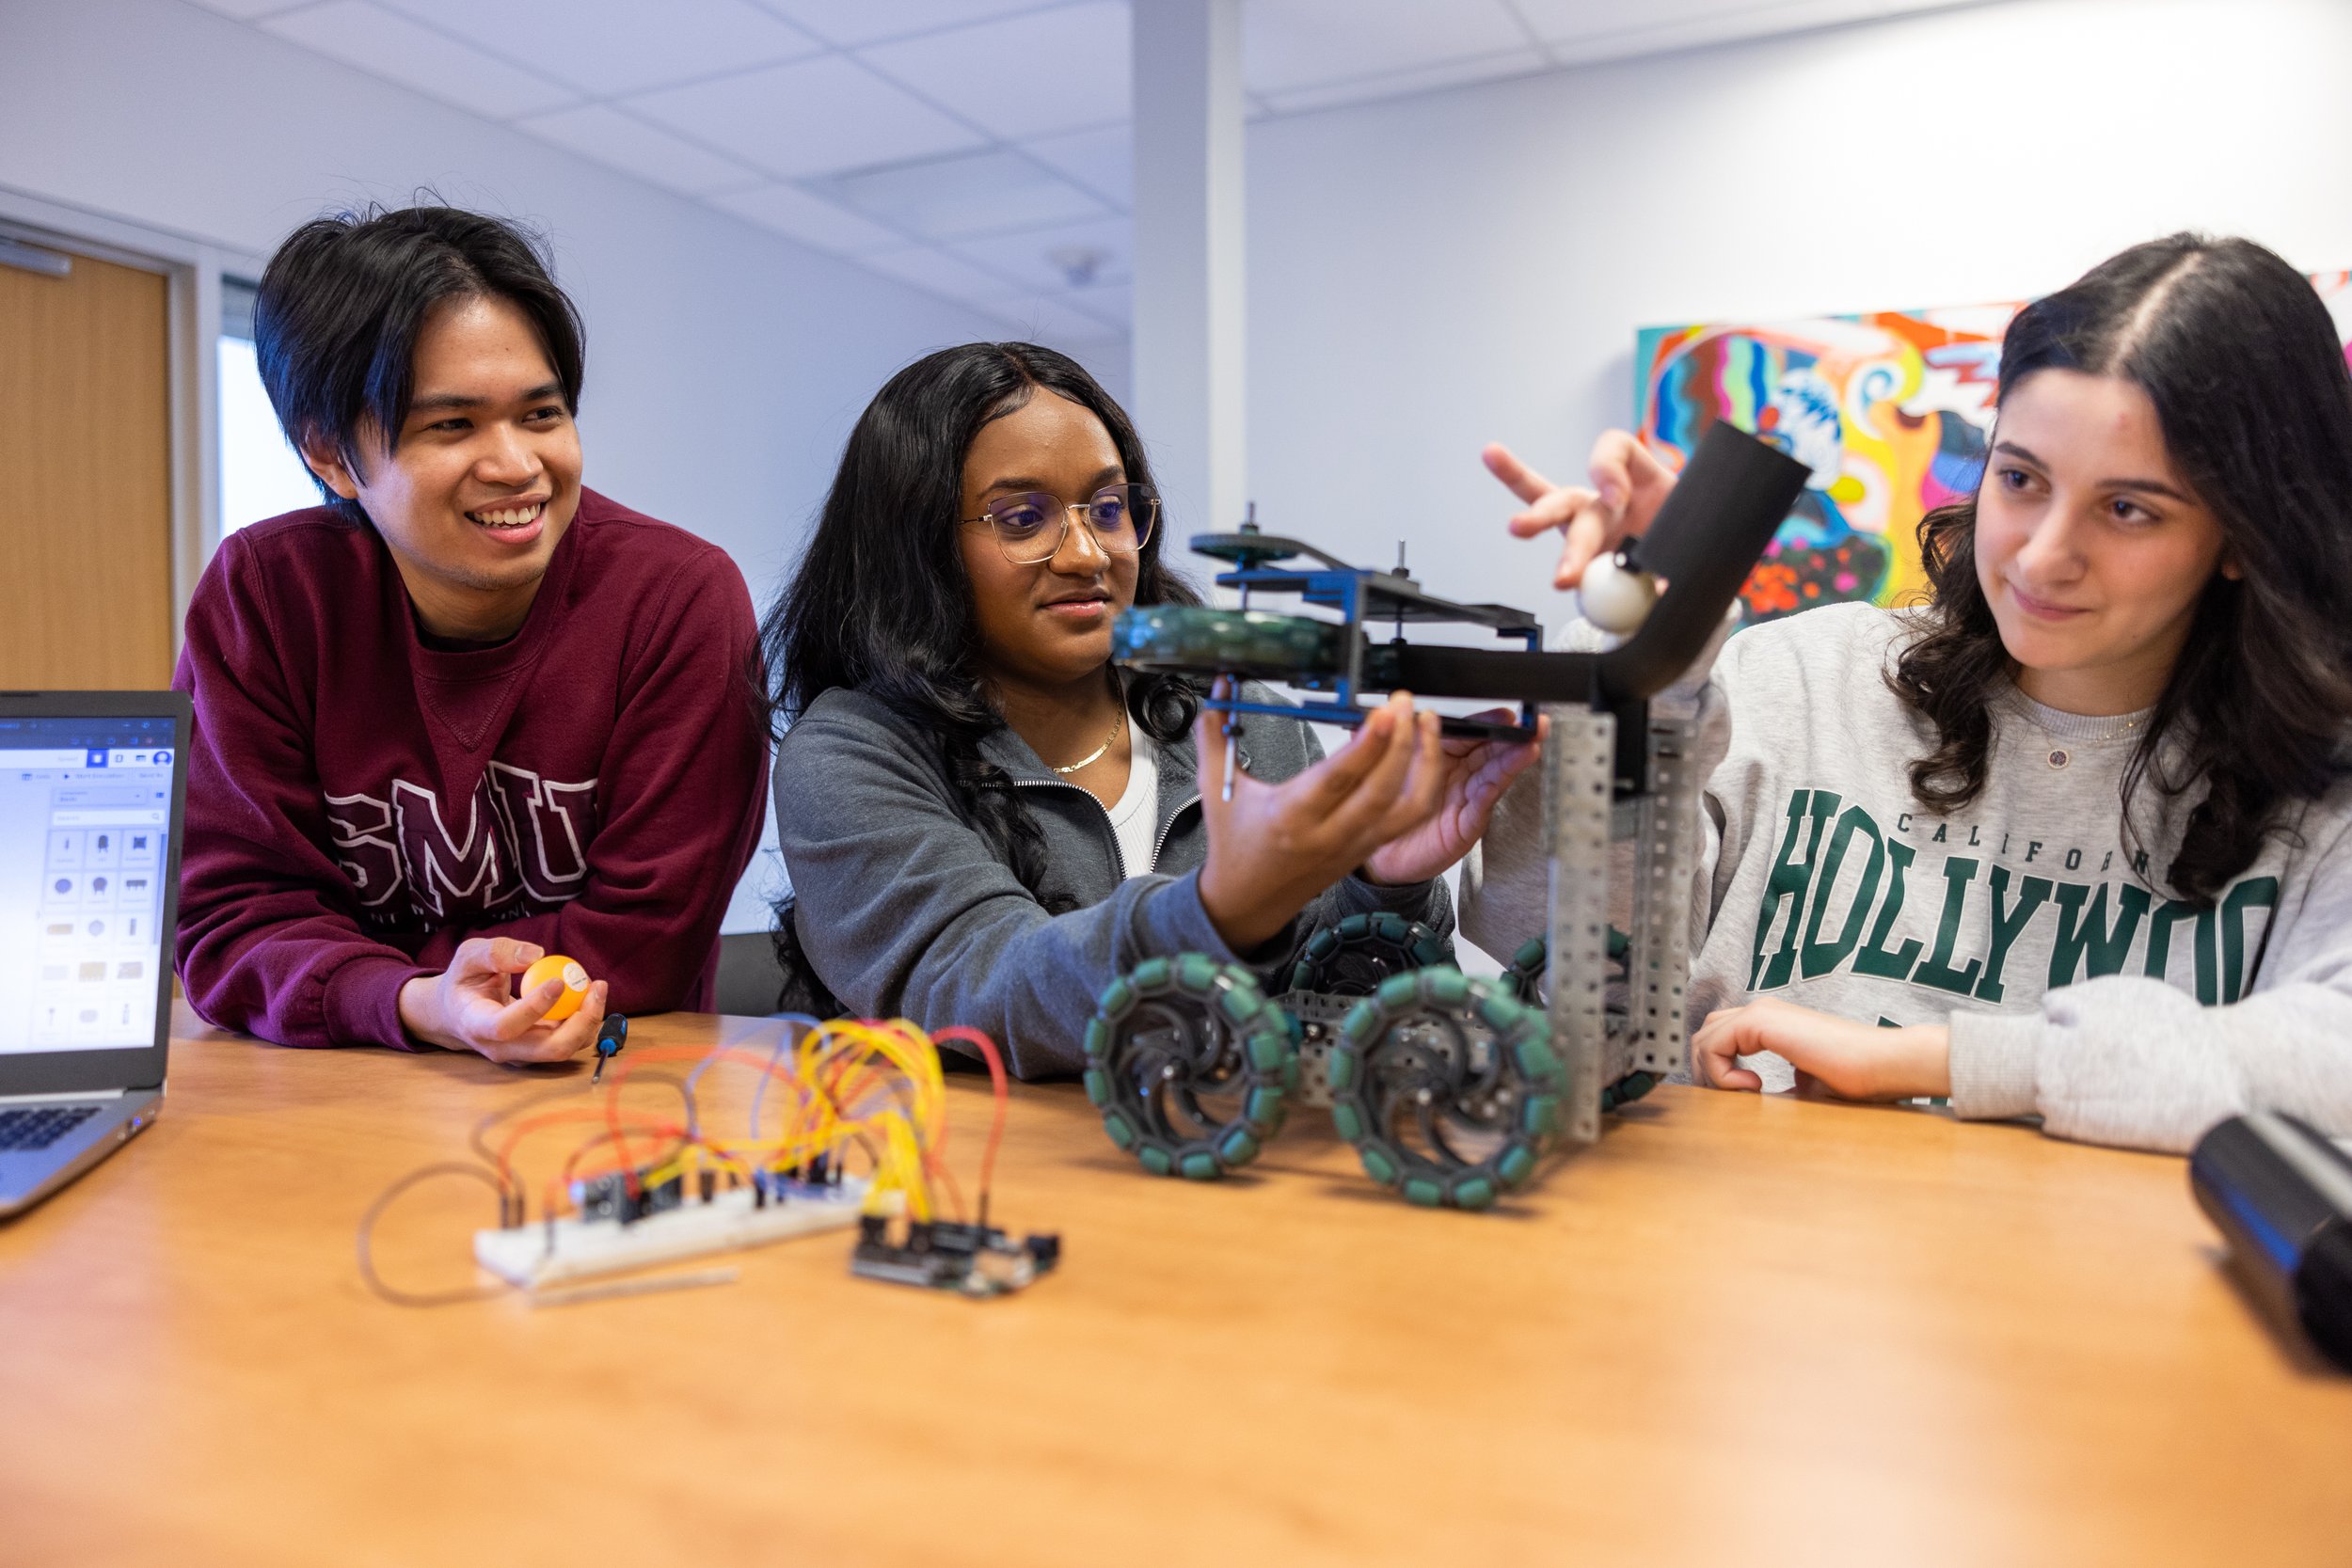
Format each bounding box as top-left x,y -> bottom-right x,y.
760,342 -> 1202,1008
1889,233 -> 2352,903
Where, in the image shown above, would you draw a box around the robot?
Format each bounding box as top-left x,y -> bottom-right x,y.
1080,423 -> 1811,1209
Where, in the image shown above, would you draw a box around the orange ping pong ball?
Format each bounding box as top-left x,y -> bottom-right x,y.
521,954 -> 591,1022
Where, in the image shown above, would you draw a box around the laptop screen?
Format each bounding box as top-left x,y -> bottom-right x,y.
0,715 -> 177,1054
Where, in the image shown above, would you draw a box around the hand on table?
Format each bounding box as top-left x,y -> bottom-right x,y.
1485,430 -> 1677,591
1198,688 -> 1449,953
1361,708 -> 1544,885
397,936 -> 609,1064
1691,997 -> 1952,1102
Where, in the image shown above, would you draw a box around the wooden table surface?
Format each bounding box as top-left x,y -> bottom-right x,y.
2,1004 -> 2346,1567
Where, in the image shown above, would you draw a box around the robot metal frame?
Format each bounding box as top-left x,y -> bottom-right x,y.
1087,423 -> 1811,1207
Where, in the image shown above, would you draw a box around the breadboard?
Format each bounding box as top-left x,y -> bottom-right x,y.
473,1179 -> 869,1289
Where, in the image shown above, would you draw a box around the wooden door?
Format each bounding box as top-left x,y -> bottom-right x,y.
0,244 -> 174,689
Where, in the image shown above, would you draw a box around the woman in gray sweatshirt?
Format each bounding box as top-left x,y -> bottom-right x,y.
764,343 -> 1534,1078
1465,233 -> 2352,1153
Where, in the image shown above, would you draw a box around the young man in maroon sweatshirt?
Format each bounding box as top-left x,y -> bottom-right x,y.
174,206 -> 768,1061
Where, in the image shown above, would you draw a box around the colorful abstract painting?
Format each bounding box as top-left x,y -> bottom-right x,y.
1637,273 -> 2352,624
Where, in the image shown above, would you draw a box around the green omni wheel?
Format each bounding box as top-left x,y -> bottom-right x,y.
1324,967 -> 1565,1211
1083,954 -> 1300,1180
1290,912 -> 1449,997
1502,934 -> 1659,1113
1502,929 -> 1630,1005
1109,605 -> 1344,684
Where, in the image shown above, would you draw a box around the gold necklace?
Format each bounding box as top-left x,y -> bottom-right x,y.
1053,703 -> 1125,774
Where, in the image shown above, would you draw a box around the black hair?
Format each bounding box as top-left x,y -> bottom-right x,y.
253,202 -> 585,524
760,341 -> 1201,1010
1891,233 -> 2352,902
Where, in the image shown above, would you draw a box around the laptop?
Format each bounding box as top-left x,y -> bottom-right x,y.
0,691 -> 190,1217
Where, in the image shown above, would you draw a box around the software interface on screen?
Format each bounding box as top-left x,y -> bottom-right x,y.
0,716 -> 175,1054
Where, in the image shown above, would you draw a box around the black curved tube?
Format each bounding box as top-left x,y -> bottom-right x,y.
1594,420 -> 1813,704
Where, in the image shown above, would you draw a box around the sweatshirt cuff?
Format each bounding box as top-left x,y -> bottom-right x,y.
1141,866 -> 1248,963
323,953 -> 436,1051
1947,1010 -> 2042,1121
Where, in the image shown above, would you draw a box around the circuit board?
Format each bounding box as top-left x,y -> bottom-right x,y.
473,1173 -> 871,1290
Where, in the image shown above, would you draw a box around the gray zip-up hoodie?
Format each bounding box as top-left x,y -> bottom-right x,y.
771,682 -> 1453,1078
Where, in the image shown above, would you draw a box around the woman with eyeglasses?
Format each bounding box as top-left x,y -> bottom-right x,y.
762,342 -> 1534,1076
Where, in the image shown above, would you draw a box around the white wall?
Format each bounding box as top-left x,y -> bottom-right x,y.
1244,0 -> 2352,615
0,0 -> 1126,932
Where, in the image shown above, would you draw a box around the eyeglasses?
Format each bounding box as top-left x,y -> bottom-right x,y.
962,483 -> 1158,565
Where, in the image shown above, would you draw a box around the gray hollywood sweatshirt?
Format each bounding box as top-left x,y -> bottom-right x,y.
1460,601 -> 2352,1153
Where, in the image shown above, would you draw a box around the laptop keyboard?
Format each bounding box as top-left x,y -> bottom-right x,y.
0,1105 -> 101,1152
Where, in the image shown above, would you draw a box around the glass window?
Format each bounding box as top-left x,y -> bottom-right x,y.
217,278 -> 320,536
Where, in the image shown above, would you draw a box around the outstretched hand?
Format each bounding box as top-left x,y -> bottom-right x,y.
1362,709 -> 1544,885
397,936 -> 610,1065
1485,430 -> 1677,591
1197,687 -> 1449,953
1691,997 -> 1950,1101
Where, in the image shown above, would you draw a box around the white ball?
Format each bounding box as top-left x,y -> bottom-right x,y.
1578,552 -> 1659,634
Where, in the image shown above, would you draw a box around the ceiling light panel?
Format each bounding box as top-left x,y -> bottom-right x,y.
626,54 -> 987,179
856,1 -> 1131,141
1242,0 -> 1532,93
515,104 -> 767,196
262,1 -> 577,119
373,0 -> 825,96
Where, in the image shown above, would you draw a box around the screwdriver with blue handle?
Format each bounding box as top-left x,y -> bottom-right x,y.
592,1012 -> 628,1085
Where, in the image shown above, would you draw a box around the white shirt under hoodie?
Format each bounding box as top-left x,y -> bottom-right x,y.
1459,601 -> 2352,1154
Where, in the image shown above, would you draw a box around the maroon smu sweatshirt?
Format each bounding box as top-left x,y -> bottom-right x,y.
173,489 -> 769,1049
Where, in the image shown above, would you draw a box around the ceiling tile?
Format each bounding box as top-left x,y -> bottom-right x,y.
179,0 -> 313,17
515,104 -> 766,195
754,0 -> 1063,48
817,148 -> 1110,242
949,214 -> 1128,294
859,245 -> 1025,307
1241,0 -> 1530,93
1020,123 -> 1130,208
626,54 -> 987,179
1067,280 -> 1129,326
1257,45 -> 1550,115
857,1 -> 1130,141
373,0 -> 824,95
261,1 -> 577,119
707,183 -> 909,253
973,292 -> 1125,343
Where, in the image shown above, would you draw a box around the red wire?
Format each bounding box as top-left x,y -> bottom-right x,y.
931,1026 -> 1009,1228
493,1102 -> 678,1199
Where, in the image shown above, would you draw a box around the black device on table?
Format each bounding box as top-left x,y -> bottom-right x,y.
2190,1112 -> 2352,1370
0,690 -> 192,1218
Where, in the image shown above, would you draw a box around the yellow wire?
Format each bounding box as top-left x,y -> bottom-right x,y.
591,1017 -> 957,1227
